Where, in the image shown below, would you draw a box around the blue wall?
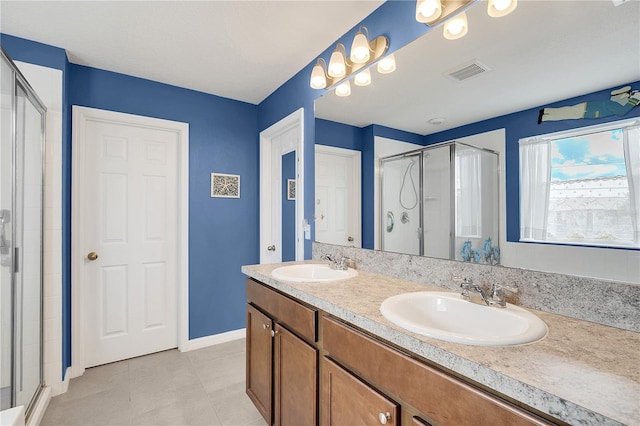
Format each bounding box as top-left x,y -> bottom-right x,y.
69,64 -> 260,340
1,34 -> 73,378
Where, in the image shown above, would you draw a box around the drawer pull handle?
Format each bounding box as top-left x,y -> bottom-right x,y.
262,324 -> 270,330
378,412 -> 391,424
270,330 -> 279,337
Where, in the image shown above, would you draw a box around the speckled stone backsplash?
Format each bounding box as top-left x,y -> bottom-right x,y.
313,243 -> 640,333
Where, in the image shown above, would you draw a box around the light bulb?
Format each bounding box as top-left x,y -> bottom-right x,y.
350,32 -> 370,64
328,49 -> 346,78
335,81 -> 351,97
377,54 -> 396,74
494,0 -> 511,10
487,0 -> 517,17
354,68 -> 371,86
310,62 -> 327,89
415,0 -> 442,24
443,12 -> 468,40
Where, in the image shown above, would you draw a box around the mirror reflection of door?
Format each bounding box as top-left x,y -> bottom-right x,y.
281,151 -> 296,262
315,145 -> 361,247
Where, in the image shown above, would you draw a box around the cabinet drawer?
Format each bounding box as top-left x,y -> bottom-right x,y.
246,278 -> 317,342
321,357 -> 399,426
322,315 -> 552,426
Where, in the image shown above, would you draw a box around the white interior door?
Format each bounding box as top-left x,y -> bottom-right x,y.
80,117 -> 179,367
260,109 -> 304,264
315,146 -> 361,247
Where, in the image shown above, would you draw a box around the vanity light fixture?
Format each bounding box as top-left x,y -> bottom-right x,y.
443,11 -> 468,40
335,80 -> 352,97
354,68 -> 372,86
487,0 -> 517,17
377,54 -> 397,74
416,0 -> 443,24
309,27 -> 392,94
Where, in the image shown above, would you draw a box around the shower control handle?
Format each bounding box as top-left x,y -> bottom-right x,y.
87,252 -> 99,261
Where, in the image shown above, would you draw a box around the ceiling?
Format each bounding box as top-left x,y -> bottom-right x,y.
315,0 -> 640,135
0,0 -> 384,105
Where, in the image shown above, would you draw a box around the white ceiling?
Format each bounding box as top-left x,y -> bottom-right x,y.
315,0 -> 640,135
1,0 -> 384,105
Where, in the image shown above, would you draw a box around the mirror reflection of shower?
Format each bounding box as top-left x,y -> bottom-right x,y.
380,141 -> 499,263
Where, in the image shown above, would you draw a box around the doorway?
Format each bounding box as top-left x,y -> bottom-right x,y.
71,107 -> 189,374
259,109 -> 304,264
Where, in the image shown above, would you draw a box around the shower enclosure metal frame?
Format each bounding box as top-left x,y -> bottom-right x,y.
1,46 -> 46,418
379,140 -> 499,259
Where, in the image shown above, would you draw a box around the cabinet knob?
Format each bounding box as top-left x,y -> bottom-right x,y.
267,245 -> 276,252
378,412 -> 391,425
262,324 -> 270,330
270,330 -> 279,337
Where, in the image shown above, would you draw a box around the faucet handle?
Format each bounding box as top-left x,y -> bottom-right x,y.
491,283 -> 518,295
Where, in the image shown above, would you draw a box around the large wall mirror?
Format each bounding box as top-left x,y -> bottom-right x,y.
313,0 -> 640,273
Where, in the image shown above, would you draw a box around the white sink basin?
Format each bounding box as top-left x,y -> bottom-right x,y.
271,264 -> 358,283
380,291 -> 548,346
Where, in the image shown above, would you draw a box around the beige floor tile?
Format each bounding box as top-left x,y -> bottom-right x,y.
42,339 -> 259,426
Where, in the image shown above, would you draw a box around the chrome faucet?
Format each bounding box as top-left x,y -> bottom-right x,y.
455,277 -> 517,308
320,254 -> 350,271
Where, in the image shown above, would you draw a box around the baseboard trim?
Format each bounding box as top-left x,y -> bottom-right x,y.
181,328 -> 246,352
26,387 -> 50,426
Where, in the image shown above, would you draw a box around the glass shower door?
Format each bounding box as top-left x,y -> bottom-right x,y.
14,82 -> 44,409
0,47 -> 14,412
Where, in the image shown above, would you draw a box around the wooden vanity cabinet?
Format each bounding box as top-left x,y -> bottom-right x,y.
321,357 -> 400,426
246,279 -> 318,426
322,315 -> 554,426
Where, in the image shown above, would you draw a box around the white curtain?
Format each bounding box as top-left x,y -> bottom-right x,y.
623,125 -> 640,245
456,148 -> 482,237
519,139 -> 551,241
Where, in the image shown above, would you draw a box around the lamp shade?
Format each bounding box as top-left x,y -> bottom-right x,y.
350,32 -> 371,64
487,0 -> 517,17
335,81 -> 351,97
443,12 -> 468,40
328,48 -> 346,78
377,54 -> 396,74
310,61 -> 327,89
415,0 -> 442,24
354,68 -> 371,86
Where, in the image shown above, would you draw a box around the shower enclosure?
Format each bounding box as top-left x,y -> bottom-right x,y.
380,142 -> 499,263
1,48 -> 46,417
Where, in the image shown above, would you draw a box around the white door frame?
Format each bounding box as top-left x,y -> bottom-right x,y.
70,106 -> 189,377
314,144 -> 362,247
260,108 -> 304,263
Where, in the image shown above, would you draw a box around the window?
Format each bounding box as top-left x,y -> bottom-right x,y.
520,119 -> 640,248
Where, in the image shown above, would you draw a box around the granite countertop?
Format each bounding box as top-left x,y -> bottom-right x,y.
241,261 -> 640,426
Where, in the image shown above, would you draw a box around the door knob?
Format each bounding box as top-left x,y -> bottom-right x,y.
267,245 -> 276,252
87,252 -> 99,261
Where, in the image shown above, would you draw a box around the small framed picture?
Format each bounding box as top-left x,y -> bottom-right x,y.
211,173 -> 240,198
287,179 -> 296,200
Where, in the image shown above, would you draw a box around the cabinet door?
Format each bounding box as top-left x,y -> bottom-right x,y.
321,357 -> 399,426
274,324 -> 318,426
246,304 -> 273,424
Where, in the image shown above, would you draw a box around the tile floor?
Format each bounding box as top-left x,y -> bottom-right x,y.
41,339 -> 267,426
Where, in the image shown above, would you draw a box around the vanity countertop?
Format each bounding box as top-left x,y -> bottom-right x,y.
241,261 -> 640,426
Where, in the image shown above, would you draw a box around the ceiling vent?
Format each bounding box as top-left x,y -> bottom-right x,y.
445,60 -> 492,82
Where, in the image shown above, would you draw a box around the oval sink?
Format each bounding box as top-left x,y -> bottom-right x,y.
271,264 -> 358,283
380,291 -> 548,346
